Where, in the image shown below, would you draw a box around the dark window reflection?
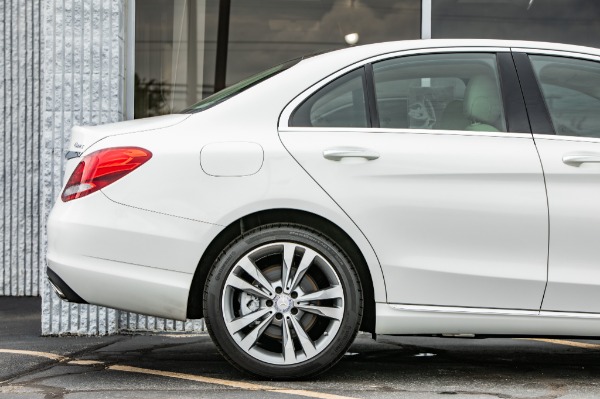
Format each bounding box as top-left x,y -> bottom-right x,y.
135,0 -> 206,118
135,0 -> 173,118
226,0 -> 421,86
432,0 -> 600,47
135,0 -> 420,118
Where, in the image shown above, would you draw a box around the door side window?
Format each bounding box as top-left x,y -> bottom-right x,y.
530,55 -> 600,139
372,53 -> 507,132
290,68 -> 369,128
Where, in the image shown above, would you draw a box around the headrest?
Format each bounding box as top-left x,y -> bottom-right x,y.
463,75 -> 502,126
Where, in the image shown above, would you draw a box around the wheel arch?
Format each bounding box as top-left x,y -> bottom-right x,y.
186,208 -> 377,333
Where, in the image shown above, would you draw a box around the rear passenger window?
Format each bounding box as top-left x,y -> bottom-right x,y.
372,53 -> 507,132
290,68 -> 369,128
530,55 -> 600,138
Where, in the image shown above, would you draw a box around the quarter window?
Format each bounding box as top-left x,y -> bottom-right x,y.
530,55 -> 600,139
372,53 -> 507,132
290,68 -> 369,128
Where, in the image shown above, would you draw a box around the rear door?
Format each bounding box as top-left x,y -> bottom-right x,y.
515,50 -> 600,313
279,48 -> 549,310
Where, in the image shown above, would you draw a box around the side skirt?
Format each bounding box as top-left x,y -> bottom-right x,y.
376,303 -> 600,336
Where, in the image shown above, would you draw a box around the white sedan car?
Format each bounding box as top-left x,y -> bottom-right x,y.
48,39 -> 600,379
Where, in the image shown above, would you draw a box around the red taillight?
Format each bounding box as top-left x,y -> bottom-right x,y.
61,147 -> 152,202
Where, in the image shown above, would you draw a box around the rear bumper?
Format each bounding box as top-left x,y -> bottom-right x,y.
47,191 -> 220,320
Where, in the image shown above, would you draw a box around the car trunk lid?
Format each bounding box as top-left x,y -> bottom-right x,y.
66,114 -> 190,158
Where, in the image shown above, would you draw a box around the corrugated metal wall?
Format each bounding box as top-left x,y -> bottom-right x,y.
39,0 -> 204,335
0,0 -> 43,297
39,0 -> 126,335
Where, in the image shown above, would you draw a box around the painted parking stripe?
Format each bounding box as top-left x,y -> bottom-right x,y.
523,338 -> 600,350
0,349 -> 65,361
68,360 -> 105,366
109,365 -> 358,399
0,349 -> 358,399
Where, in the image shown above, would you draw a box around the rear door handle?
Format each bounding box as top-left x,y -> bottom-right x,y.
562,153 -> 600,166
323,147 -> 380,161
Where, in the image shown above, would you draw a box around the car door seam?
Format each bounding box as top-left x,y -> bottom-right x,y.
276,132 -> 389,302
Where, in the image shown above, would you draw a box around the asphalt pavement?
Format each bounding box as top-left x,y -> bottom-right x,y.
2,297 -> 600,398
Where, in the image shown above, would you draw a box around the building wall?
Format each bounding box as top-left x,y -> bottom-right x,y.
39,0 -> 204,335
40,0 -> 125,335
0,0 -> 43,298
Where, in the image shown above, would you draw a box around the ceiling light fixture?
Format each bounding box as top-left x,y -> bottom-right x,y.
344,33 -> 359,46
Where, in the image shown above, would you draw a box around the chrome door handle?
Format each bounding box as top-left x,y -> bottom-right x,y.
562,153 -> 600,166
323,147 -> 380,161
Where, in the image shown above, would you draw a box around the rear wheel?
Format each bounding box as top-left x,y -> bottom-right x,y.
203,224 -> 363,379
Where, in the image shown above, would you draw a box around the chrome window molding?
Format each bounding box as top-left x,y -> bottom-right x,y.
279,127 -> 533,140
511,47 -> 600,62
533,134 -> 600,144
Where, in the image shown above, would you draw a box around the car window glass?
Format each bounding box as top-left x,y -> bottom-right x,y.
372,53 -> 506,132
530,55 -> 600,138
290,68 -> 369,128
182,58 -> 301,114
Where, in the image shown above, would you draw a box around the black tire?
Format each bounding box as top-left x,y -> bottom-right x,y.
203,223 -> 363,379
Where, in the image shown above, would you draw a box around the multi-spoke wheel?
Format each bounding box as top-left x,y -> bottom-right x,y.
203,224 -> 363,379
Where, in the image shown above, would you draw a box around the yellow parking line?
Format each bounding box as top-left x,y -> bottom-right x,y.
0,349 -> 358,399
522,338 -> 600,350
273,389 -> 357,399
68,360 -> 105,366
109,364 -> 275,390
0,349 -> 65,361
109,365 -> 358,399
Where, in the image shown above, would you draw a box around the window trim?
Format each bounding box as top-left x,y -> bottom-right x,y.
497,52 -> 530,133
511,52 -> 555,135
512,48 -> 600,63
363,64 -> 380,128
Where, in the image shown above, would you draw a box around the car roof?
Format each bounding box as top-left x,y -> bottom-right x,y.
301,39 -> 600,71
331,38 -> 600,57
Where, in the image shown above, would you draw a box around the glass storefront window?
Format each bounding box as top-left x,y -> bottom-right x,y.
225,0 -> 421,86
135,0 -> 421,118
432,0 -> 600,47
135,0 -> 209,118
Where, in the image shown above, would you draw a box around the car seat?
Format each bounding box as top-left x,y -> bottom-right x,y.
435,100 -> 470,130
463,75 -> 503,132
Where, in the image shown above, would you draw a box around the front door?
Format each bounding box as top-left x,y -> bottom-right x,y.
524,53 -> 600,313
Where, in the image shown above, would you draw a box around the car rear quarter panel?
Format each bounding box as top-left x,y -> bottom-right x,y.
91,73 -> 387,302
